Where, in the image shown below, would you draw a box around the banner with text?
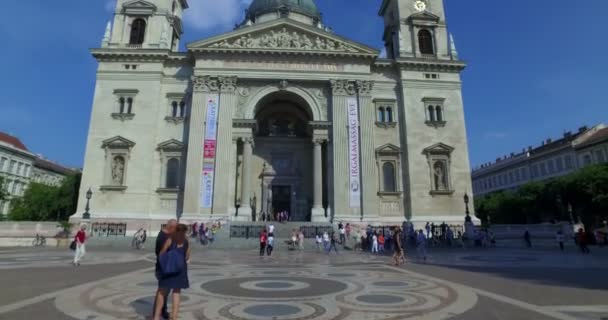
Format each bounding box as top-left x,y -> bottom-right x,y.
200,95 -> 219,208
347,97 -> 361,208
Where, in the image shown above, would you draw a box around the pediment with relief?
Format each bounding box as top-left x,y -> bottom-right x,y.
122,0 -> 157,15
189,20 -> 379,57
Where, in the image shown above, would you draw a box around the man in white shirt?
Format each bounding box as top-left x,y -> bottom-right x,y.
268,224 -> 275,237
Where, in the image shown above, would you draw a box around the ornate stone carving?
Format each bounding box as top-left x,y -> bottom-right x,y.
330,79 -> 357,96
219,76 -> 238,93
192,76 -> 219,93
278,80 -> 289,91
208,27 -> 359,53
356,80 -> 374,96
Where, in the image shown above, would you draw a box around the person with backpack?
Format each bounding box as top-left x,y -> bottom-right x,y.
154,223 -> 190,320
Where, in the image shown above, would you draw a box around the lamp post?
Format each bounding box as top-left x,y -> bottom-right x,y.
464,192 -> 471,222
82,188 -> 92,220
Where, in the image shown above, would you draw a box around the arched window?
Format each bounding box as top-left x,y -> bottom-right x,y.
171,101 -> 178,118
428,105 -> 435,122
383,162 -> 396,192
386,107 -> 394,122
435,106 -> 443,122
418,29 -> 434,55
179,101 -> 186,118
127,98 -> 133,114
129,19 -> 147,45
119,97 -> 125,114
377,107 -> 385,122
166,158 -> 179,188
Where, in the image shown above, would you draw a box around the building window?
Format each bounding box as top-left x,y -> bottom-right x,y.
548,159 -> 555,173
179,101 -> 186,118
423,98 -> 446,127
565,155 -> 574,169
531,164 -> 539,178
374,99 -> 397,128
595,149 -> 606,163
418,29 -> 434,55
423,143 -> 454,195
521,167 -> 528,180
129,19 -> 147,45
113,90 -> 138,120
0,157 -> 6,172
382,162 -> 397,192
583,154 -> 592,166
119,97 -> 125,113
166,96 -> 187,123
171,101 -> 178,118
376,144 -> 401,194
9,160 -> 16,174
556,158 -> 564,172
157,139 -> 184,191
165,158 -> 180,188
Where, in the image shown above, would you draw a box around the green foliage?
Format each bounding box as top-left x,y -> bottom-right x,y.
8,173 -> 81,222
475,164 -> 608,225
0,176 -> 7,202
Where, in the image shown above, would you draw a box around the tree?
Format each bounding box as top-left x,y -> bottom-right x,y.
8,173 -> 81,222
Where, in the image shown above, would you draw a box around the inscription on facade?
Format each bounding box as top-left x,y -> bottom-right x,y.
224,61 -> 344,72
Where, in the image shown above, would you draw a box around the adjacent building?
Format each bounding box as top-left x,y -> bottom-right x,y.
472,124 -> 608,197
73,0 -> 477,229
0,132 -> 76,215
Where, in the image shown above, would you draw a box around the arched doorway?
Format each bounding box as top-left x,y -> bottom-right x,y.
253,91 -> 314,222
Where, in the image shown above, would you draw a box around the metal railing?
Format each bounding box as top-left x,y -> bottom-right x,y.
91,223 -> 127,237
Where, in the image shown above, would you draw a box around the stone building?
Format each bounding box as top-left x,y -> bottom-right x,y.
472,124 -> 608,197
0,132 -> 76,216
72,0 -> 475,228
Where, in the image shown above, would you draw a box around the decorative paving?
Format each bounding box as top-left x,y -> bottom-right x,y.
52,256 -> 478,320
0,250 -> 144,269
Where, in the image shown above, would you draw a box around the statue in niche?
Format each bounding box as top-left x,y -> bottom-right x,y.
112,156 -> 125,185
433,161 -> 448,190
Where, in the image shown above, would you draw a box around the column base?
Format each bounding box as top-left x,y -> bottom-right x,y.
235,207 -> 253,222
311,207 -> 328,222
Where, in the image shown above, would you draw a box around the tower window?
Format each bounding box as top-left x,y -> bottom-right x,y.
427,105 -> 436,122
418,29 -> 434,55
171,101 -> 178,118
435,105 -> 443,122
386,107 -> 393,122
126,98 -> 133,114
377,107 -> 385,122
119,97 -> 126,114
165,158 -> 180,188
179,101 -> 186,117
129,19 -> 147,45
382,162 -> 397,192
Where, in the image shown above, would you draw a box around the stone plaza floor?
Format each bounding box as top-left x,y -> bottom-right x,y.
0,244 -> 607,320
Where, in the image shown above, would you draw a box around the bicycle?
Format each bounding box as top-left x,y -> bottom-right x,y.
32,234 -> 46,247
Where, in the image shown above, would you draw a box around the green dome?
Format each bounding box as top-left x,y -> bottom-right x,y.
247,0 -> 321,21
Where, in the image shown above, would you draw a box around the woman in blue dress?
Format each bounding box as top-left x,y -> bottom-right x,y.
154,224 -> 191,320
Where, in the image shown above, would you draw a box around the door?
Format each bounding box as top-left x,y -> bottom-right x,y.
272,185 -> 292,219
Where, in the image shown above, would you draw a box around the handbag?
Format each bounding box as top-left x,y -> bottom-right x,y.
69,240 -> 77,251
159,247 -> 185,276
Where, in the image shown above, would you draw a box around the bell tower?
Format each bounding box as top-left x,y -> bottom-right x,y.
379,0 -> 456,60
102,0 -> 188,51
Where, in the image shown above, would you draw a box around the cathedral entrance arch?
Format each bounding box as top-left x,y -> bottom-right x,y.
253,91 -> 315,222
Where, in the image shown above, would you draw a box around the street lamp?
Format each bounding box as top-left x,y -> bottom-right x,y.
464,192 -> 471,222
82,188 -> 92,220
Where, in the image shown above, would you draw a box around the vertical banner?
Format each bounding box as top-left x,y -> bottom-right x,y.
200,94 -> 219,208
347,97 -> 361,208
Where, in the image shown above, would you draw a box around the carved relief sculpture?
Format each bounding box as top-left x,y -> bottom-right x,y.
112,156 -> 125,185
208,27 -> 359,53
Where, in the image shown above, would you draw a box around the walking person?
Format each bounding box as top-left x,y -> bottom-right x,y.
298,230 -> 305,251
153,224 -> 191,320
378,233 -> 386,254
425,222 -> 431,239
524,230 -> 532,248
371,233 -> 379,254
338,222 -> 346,245
556,230 -> 565,252
259,230 -> 268,256
266,233 -> 274,256
153,219 -> 176,320
327,232 -> 339,254
392,228 -> 405,266
73,223 -> 87,266
322,231 -> 330,251
416,230 -> 427,261
315,234 -> 323,252
576,228 -> 591,254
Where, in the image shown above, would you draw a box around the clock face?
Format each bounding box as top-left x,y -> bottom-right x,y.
414,0 -> 427,11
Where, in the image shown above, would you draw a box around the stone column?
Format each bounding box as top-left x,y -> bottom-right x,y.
182,76 -> 219,217
236,137 -> 253,221
330,80 -> 359,221
212,76 -> 238,217
356,81 -> 379,221
311,138 -> 326,221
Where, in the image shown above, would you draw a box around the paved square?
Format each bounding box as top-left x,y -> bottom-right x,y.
1,246 -> 607,320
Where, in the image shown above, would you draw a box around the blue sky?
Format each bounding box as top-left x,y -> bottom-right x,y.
0,0 -> 606,168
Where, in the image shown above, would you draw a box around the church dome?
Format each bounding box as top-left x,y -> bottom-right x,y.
246,0 -> 322,22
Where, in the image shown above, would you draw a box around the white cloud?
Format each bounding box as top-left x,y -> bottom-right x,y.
184,0 -> 253,31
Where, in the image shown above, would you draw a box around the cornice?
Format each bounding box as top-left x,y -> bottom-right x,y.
91,48 -> 189,63
396,58 -> 466,73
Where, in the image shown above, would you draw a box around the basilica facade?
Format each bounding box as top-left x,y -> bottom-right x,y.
72,0 -> 475,229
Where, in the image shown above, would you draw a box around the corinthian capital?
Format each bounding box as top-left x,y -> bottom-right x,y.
356,80 -> 374,96
330,79 -> 357,96
219,76 -> 238,93
192,76 -> 219,93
